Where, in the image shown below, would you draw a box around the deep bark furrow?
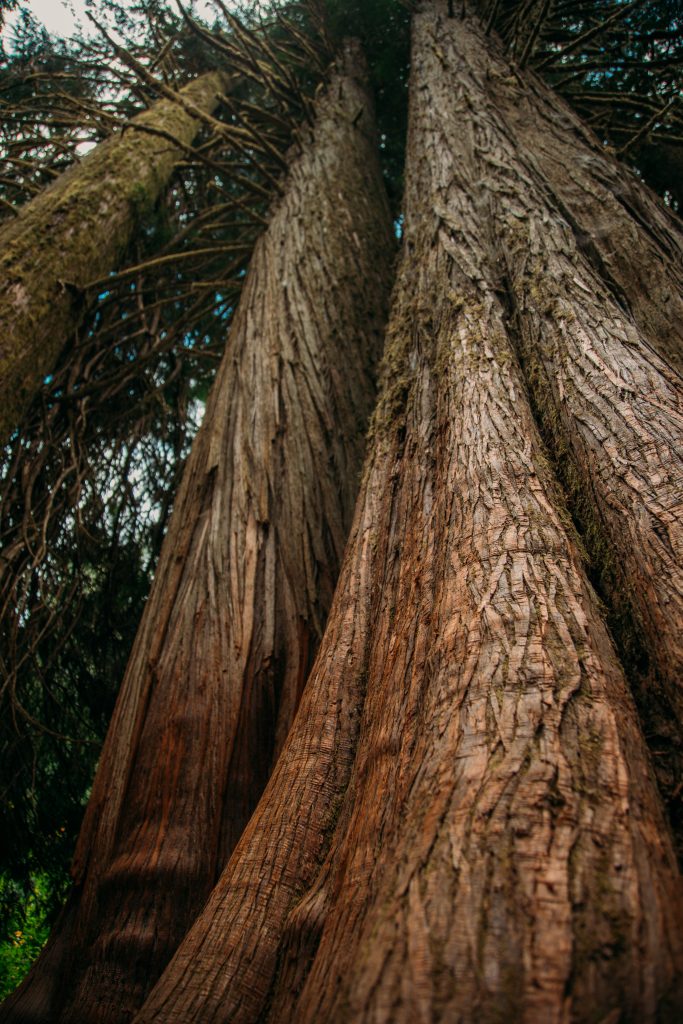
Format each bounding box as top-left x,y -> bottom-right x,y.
0,71 -> 229,443
1,46 -> 392,1024
134,470 -> 388,1022
281,13 -> 683,1019
133,7 -> 683,1022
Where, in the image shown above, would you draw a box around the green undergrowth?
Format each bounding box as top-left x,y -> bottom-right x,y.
0,869 -> 67,999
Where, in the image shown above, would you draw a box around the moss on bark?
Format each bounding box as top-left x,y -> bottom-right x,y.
0,71 -> 227,444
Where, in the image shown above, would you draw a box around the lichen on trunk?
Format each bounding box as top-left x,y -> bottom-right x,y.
0,70 -> 228,444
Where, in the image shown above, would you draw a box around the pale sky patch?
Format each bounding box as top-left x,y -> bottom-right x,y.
3,0 -> 221,42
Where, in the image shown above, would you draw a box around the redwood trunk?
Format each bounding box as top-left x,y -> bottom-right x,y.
133,6 -> 683,1023
0,70 -> 228,444
445,18 -> 683,770
474,22 -> 683,824
1,44 -> 392,1024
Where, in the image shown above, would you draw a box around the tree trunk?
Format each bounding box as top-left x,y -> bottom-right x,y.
132,6 -> 683,1023
479,46 -> 683,378
0,43 -> 393,1024
472,27 -> 683,835
448,17 -> 683,810
0,70 -> 228,444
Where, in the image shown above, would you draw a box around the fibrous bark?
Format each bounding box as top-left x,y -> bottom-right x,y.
0,70 -> 228,444
486,54 -> 683,378
472,28 -> 683,833
1,43 -> 392,1024
133,6 -> 683,1022
449,15 -> 683,806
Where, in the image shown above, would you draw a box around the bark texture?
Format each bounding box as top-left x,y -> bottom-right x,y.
485,55 -> 683,378
0,45 -> 393,1024
446,17 -> 683,806
475,34 -> 683,838
133,7 -> 683,1023
0,70 -> 227,444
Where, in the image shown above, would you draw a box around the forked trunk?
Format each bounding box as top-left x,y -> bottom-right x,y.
1,43 -> 393,1024
0,71 -> 230,444
474,21 -> 683,832
132,6 -> 683,1023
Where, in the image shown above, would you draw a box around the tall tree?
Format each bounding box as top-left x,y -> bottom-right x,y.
0,68 -> 230,443
129,4 -> 683,1022
486,65 -> 683,378
2,0 -> 682,1021
0,0 -> 334,904
472,41 -> 683,833
0,38 -> 393,1024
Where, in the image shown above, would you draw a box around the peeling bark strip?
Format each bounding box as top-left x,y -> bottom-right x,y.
440,19 -> 683,753
1,44 -> 393,1024
0,71 -> 228,443
134,6 -> 683,1023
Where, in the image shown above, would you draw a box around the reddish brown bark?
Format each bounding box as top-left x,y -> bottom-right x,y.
0,71 -> 229,444
132,7 -> 683,1023
476,27 -> 683,838
0,44 -> 393,1024
448,17 -> 683,800
484,54 -> 683,379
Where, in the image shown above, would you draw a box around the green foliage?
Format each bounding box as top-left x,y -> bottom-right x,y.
0,531 -> 153,947
485,0 -> 683,209
0,0 -> 679,994
0,0 -> 18,35
0,6 -> 334,979
0,9 -> 137,217
0,871 -> 64,1000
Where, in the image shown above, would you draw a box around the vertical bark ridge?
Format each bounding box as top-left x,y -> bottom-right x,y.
450,7 -> 683,852
437,18 -> 683,792
268,12 -> 682,1020
0,71 -> 230,444
1,43 -> 393,1024
504,172 -> 683,723
133,6 -> 683,1022
499,259 -> 683,860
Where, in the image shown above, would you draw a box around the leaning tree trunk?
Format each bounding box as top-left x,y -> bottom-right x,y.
132,5 -> 683,1023
0,43 -> 393,1024
0,70 -> 229,444
480,44 -> 683,379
